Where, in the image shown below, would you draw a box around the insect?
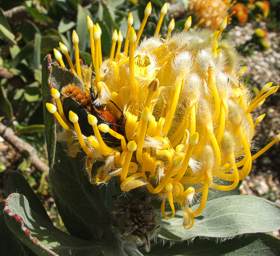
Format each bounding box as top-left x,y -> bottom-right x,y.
60,83 -> 125,147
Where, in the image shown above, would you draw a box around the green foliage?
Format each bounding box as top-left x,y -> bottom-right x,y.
42,55 -> 56,169
4,193 -> 105,256
0,202 -> 34,256
159,195 -> 280,241
267,0 -> 280,30
2,172 -> 113,255
149,234 -> 280,256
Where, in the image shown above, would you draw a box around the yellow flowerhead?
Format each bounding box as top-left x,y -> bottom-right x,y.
46,2 -> 279,228
189,0 -> 231,30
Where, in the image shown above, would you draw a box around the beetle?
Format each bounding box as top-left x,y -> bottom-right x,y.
60,83 -> 125,147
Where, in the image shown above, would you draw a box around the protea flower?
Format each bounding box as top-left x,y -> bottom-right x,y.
188,0 -> 231,30
232,3 -> 249,24
232,0 -> 270,25
46,1 -> 279,229
255,1 -> 270,18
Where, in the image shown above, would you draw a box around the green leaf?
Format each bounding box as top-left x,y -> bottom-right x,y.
50,143 -> 118,241
16,124 -> 45,135
42,58 -> 83,170
80,51 -> 92,65
106,0 -> 125,9
0,202 -> 34,256
3,171 -> 51,223
41,35 -> 61,57
0,24 -> 16,44
148,234 -> 280,255
102,3 -> 114,32
150,0 -> 164,7
0,9 -> 16,44
9,44 -> 20,59
48,59 -> 82,88
12,42 -> 34,67
76,5 -> 90,51
58,19 -> 75,34
23,81 -> 41,103
100,0 -> 125,32
0,85 -> 13,119
24,92 -> 40,102
159,195 -> 280,241
0,9 -> 11,31
3,171 -> 138,255
4,193 -> 106,256
0,162 -> 5,173
18,158 -> 32,172
96,2 -> 104,21
3,172 -> 110,256
42,55 -> 56,169
99,21 -> 112,57
25,6 -> 51,25
207,184 -> 240,201
34,68 -> 42,82
19,21 -> 40,43
33,33 -> 42,69
131,10 -> 141,30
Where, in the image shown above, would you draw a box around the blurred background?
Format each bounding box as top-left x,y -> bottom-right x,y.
0,0 -> 279,231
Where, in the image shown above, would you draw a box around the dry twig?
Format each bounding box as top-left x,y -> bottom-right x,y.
3,5 -> 27,20
0,68 -> 13,79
